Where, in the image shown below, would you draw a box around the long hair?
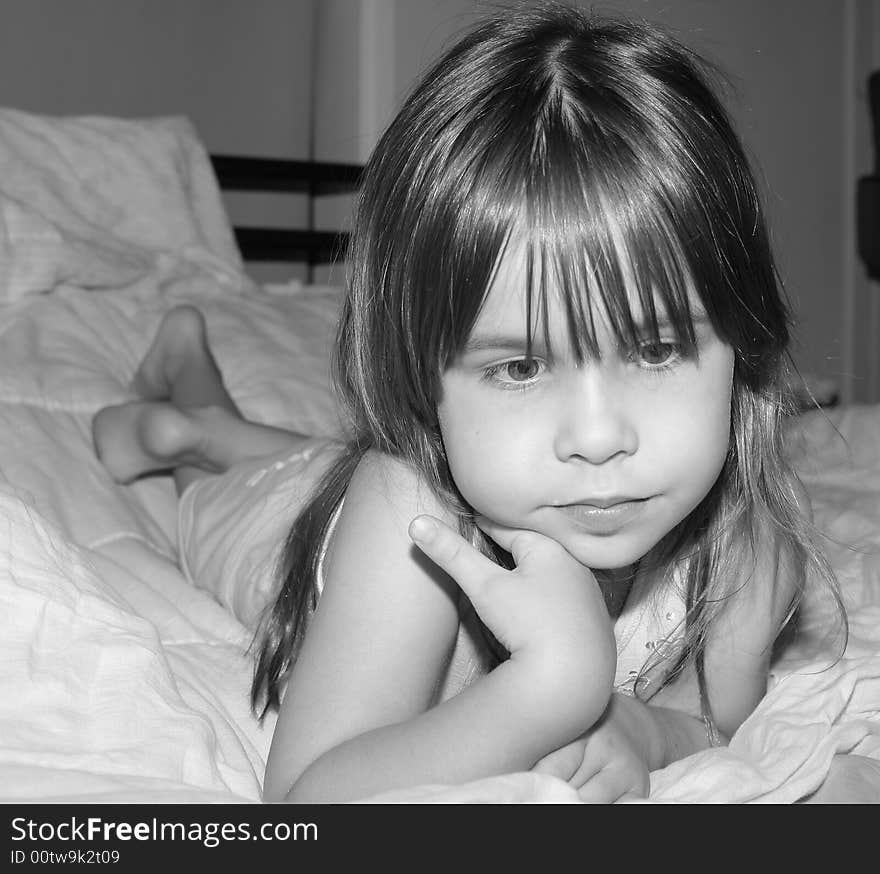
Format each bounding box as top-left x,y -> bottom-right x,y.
251,2 -> 844,719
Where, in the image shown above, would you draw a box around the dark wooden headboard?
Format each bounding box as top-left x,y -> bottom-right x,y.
858,71 -> 880,281
210,154 -> 362,266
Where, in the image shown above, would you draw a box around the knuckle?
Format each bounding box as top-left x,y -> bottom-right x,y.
442,536 -> 463,564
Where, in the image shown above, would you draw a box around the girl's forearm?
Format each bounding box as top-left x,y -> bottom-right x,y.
608,692 -> 726,770
644,704 -> 726,767
280,653 -> 612,803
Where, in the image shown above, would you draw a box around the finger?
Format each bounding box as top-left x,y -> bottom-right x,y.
575,769 -> 636,805
531,746 -> 583,782
476,516 -> 556,565
409,515 -> 499,598
616,792 -> 649,804
571,756 -> 650,798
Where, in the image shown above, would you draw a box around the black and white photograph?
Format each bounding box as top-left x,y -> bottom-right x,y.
0,0 -> 878,827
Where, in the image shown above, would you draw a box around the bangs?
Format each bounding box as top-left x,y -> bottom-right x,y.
453,132 -> 709,364
517,180 -> 702,361
427,87 -> 737,365
507,92 -> 739,360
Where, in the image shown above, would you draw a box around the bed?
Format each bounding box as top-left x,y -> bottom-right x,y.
0,107 -> 878,805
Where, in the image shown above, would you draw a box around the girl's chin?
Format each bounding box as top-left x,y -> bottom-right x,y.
478,515 -> 658,570
554,533 -> 657,572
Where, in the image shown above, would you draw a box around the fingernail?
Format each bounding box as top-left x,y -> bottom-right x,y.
409,516 -> 436,544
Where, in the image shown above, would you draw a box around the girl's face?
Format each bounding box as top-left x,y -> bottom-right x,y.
437,241 -> 735,571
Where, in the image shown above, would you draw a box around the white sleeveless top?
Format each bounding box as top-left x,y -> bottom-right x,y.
612,570 -> 687,697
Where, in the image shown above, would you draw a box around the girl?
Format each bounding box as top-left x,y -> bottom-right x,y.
94,4 -> 843,803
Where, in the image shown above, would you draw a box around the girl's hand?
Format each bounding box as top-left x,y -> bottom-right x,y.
532,694 -> 652,803
408,514 -> 616,689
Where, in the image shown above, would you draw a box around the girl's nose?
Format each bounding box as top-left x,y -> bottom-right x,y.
553,365 -> 638,464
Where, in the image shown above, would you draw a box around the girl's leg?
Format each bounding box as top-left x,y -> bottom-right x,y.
93,401 -> 311,488
93,306 -> 312,492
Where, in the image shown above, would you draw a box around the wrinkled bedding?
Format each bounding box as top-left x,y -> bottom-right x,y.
1,107 -> 879,804
0,279 -> 344,804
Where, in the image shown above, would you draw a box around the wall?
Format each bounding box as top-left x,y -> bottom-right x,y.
0,0 -> 314,156
0,0 -> 317,282
315,0 -> 880,402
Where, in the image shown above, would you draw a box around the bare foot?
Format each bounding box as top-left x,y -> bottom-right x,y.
92,400 -> 223,484
131,305 -> 217,400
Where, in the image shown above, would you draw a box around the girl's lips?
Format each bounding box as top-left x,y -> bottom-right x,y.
556,498 -> 648,535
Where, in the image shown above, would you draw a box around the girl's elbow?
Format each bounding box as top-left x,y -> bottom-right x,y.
261,773 -> 294,804
264,758 -> 360,804
263,772 -> 323,804
262,757 -> 310,804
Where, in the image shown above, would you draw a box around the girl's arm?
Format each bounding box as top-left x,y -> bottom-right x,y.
534,483 -> 809,801
263,451 -> 615,803
646,478 -> 810,748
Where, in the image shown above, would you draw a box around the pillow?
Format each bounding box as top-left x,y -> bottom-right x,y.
0,107 -> 241,301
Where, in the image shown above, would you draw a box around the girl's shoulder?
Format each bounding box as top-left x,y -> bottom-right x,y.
344,449 -> 458,526
324,450 -> 459,574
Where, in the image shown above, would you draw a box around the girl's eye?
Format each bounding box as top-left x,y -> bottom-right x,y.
506,359 -> 541,380
634,340 -> 682,368
482,357 -> 543,386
